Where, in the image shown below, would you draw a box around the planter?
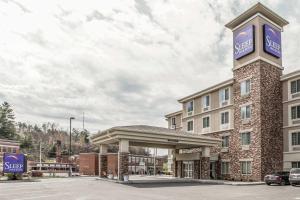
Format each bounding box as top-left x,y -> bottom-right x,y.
108,174 -> 114,179
123,175 -> 129,182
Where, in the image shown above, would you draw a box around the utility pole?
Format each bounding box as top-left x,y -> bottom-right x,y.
82,112 -> 85,131
39,142 -> 42,171
153,148 -> 157,176
69,117 -> 75,177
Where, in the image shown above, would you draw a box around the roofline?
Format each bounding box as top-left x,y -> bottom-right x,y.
177,78 -> 234,103
225,2 -> 289,30
164,110 -> 182,118
281,69 -> 300,81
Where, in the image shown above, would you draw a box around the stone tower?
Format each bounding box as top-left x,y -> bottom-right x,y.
225,3 -> 289,181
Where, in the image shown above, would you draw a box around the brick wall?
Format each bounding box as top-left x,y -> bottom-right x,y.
79,153 -> 99,176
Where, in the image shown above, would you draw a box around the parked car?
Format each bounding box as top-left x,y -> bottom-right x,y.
264,171 -> 290,185
289,168 -> 300,186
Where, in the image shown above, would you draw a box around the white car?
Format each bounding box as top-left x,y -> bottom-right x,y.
289,168 -> 300,186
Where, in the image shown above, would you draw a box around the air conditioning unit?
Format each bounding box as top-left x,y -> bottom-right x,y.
171,125 -> 176,129
292,93 -> 300,99
222,101 -> 228,106
292,120 -> 300,125
187,111 -> 193,116
293,147 -> 300,151
203,107 -> 209,112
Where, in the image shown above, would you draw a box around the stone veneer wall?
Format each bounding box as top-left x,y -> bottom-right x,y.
99,154 -> 107,177
193,160 -> 201,179
231,60 -> 283,181
119,152 -> 129,181
200,157 -> 210,179
259,61 -> 283,177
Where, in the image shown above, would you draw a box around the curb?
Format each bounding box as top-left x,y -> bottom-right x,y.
0,179 -> 41,183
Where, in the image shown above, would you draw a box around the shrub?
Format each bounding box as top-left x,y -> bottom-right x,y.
6,173 -> 22,180
31,171 -> 43,177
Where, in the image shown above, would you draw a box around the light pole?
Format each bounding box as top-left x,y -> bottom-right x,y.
69,117 -> 75,177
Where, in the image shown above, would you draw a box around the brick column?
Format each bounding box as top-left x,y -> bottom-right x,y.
99,144 -> 108,178
99,155 -> 107,178
118,140 -> 129,181
118,152 -> 129,181
200,157 -> 210,179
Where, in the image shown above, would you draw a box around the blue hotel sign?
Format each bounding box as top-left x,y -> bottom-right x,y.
3,153 -> 26,173
263,24 -> 281,58
234,25 -> 255,60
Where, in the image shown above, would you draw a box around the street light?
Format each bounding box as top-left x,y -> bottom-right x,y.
69,117 -> 75,177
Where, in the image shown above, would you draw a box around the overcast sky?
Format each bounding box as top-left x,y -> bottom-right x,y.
1,0 -> 300,133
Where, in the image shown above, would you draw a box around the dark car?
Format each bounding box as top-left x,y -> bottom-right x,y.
264,171 -> 290,185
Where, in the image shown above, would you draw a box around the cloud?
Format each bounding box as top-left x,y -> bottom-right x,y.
0,0 -> 299,134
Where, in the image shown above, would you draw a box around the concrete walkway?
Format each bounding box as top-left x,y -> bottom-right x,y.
96,175 -> 265,186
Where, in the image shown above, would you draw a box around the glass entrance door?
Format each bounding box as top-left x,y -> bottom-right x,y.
210,161 -> 216,179
183,161 -> 193,178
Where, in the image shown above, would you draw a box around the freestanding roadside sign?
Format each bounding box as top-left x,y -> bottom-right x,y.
3,153 -> 27,173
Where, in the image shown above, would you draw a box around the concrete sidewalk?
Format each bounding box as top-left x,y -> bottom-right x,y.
96,175 -> 265,186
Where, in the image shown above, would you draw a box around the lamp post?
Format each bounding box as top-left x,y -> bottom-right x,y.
69,117 -> 75,177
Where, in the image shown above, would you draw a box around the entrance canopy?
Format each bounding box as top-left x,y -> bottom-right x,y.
91,125 -> 221,149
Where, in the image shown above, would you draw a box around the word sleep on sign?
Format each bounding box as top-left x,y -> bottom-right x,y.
3,153 -> 26,173
263,24 -> 281,58
233,25 -> 255,60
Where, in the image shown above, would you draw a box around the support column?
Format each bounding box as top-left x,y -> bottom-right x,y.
118,139 -> 129,181
99,144 -> 108,178
201,147 -> 210,179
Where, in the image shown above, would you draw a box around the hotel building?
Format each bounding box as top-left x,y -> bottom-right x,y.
166,3 -> 300,181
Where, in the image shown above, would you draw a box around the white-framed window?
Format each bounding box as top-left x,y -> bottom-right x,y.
292,132 -> 300,146
183,161 -> 193,178
221,111 -> 229,125
241,161 -> 251,175
241,105 -> 251,120
291,79 -> 300,94
202,95 -> 210,109
220,88 -> 230,104
241,79 -> 251,96
187,120 -> 194,132
187,101 -> 194,115
291,105 -> 300,120
222,136 -> 229,148
292,162 -> 300,168
203,116 -> 210,128
241,132 -> 251,145
221,162 -> 230,175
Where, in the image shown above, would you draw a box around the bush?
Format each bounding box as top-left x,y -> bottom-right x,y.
31,171 -> 43,177
6,173 -> 22,180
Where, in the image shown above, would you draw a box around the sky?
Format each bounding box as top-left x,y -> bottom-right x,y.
1,0 -> 300,134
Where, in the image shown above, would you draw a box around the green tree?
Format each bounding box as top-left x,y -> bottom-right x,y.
0,102 -> 16,139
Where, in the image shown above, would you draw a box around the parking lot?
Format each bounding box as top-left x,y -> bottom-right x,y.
0,177 -> 299,200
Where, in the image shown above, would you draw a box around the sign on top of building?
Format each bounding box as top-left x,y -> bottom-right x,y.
263,24 -> 281,58
233,25 -> 255,60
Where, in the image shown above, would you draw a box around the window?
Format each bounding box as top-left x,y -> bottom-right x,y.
241,105 -> 251,120
187,101 -> 194,113
241,132 -> 251,145
12,148 -> 16,153
292,162 -> 300,168
241,79 -> 251,96
171,117 -> 176,125
291,79 -> 300,94
203,116 -> 210,128
220,88 -> 229,103
291,105 -> 300,120
187,120 -> 193,132
292,132 -> 300,146
222,136 -> 229,148
221,162 -> 230,175
221,112 -> 229,125
241,161 -> 251,175
203,95 -> 210,108
7,147 -> 11,153
183,161 -> 193,178
2,147 -> 7,153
